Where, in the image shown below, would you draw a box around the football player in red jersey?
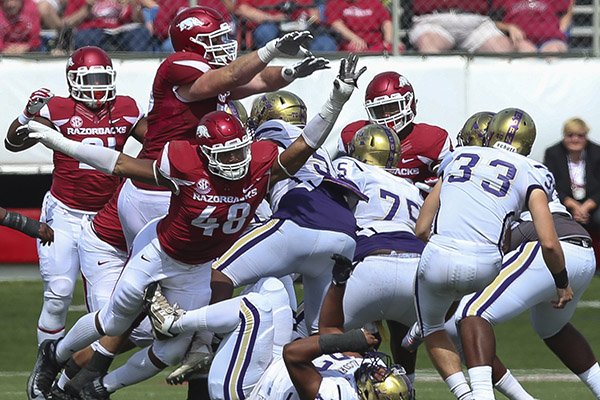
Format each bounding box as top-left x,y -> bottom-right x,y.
117,6 -> 330,251
25,54 -> 363,400
340,71 -> 452,189
4,47 -> 146,356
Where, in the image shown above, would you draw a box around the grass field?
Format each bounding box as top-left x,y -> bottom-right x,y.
1,274 -> 600,399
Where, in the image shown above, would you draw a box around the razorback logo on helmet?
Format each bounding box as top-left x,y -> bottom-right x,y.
196,125 -> 211,139
398,75 -> 410,87
67,57 -> 74,67
177,17 -> 209,31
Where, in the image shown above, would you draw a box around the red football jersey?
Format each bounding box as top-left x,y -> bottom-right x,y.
39,96 -> 143,211
91,183 -> 127,252
136,52 -> 230,190
156,140 -> 278,265
340,119 -> 452,183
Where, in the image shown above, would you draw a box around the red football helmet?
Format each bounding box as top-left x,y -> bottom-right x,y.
169,6 -> 238,67
196,111 -> 252,180
66,46 -> 116,108
364,72 -> 417,133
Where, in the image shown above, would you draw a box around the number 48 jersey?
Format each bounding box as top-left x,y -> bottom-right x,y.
156,140 -> 278,265
436,146 -> 555,246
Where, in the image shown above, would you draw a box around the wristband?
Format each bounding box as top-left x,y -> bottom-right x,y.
319,329 -> 370,354
2,211 -> 42,238
257,39 -> 280,64
281,66 -> 295,82
552,269 -> 569,289
18,113 -> 32,125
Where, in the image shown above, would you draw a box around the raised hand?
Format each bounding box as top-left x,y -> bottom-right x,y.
23,88 -> 54,119
337,53 -> 367,88
282,56 -> 330,81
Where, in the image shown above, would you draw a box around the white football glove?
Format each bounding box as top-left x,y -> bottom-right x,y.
330,54 -> 367,106
24,88 -> 54,118
26,120 -> 63,148
281,56 -> 330,82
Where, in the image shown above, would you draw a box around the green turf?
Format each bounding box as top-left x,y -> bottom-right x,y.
1,275 -> 600,399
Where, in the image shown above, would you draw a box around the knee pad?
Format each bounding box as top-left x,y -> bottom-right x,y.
42,277 -> 75,321
151,334 -> 194,366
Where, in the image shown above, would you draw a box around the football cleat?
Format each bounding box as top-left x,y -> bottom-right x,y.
401,323 -> 423,353
51,384 -> 81,400
79,378 -> 110,400
166,344 -> 213,385
146,286 -> 184,340
64,367 -> 103,397
27,339 -> 64,400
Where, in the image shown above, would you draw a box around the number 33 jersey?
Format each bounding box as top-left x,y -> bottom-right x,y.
156,139 -> 278,265
38,96 -> 143,211
436,146 -> 555,245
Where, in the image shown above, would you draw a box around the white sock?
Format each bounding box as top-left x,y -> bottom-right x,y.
494,369 -> 535,400
37,327 -> 65,347
578,362 -> 600,399
468,365 -> 495,400
55,313 -> 101,363
102,347 -> 162,392
445,371 -> 472,400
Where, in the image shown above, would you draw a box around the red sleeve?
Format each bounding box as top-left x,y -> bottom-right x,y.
421,125 -> 452,161
325,0 -> 344,24
163,54 -> 211,86
250,140 -> 278,179
157,141 -> 201,183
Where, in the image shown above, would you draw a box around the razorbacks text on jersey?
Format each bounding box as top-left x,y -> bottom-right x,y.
435,146 -> 555,246
138,52 -> 229,172
156,139 -> 278,264
333,156 -> 425,260
340,120 -> 452,183
38,95 -> 143,211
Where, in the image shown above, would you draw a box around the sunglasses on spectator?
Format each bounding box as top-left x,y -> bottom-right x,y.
564,132 -> 587,139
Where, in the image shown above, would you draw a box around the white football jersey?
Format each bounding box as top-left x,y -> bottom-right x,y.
436,146 -> 554,245
255,120 -> 336,212
248,354 -> 362,400
517,190 -> 569,223
333,157 -> 423,236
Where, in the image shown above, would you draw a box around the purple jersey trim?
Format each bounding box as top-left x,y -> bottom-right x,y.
354,231 -> 425,261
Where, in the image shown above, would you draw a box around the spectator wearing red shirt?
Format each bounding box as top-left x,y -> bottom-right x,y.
147,0 -> 233,52
0,0 -> 41,53
409,0 -> 512,53
236,0 -> 336,51
325,0 -> 400,52
492,0 -> 573,53
64,0 -> 153,51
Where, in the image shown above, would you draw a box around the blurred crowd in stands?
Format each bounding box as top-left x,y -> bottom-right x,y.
0,0 -> 581,54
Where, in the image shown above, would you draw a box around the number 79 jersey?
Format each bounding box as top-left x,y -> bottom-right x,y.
436,146 -> 555,246
156,140 -> 278,265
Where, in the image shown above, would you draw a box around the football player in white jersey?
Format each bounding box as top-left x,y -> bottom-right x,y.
445,195 -> 600,400
414,108 -> 573,400
211,86 -> 368,335
331,124 -> 424,383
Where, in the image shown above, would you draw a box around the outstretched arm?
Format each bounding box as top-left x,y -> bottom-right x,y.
178,31 -> 315,102
270,54 -> 366,184
24,122 -> 174,191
